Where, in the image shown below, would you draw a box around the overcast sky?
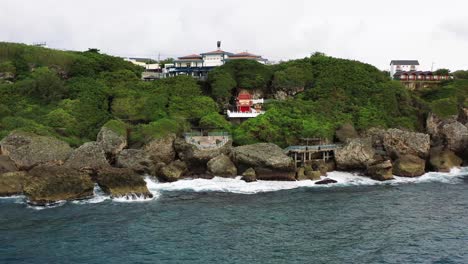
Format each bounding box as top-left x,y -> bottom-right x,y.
1,0 -> 467,71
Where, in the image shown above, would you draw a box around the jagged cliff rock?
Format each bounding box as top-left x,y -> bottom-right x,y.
335,138 -> 375,170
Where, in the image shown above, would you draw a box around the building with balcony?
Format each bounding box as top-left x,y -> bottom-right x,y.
167,41 -> 268,80
227,91 -> 265,122
393,71 -> 451,90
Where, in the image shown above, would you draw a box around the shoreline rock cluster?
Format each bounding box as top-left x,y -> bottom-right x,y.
1,110 -> 467,206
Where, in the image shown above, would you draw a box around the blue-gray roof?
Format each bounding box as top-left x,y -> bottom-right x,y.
390,60 -> 420,66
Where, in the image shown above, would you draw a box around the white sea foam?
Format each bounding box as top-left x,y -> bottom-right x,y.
150,167 -> 468,194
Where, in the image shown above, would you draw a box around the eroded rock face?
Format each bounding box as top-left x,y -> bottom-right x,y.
231,143 -> 294,172
0,155 -> 17,174
24,165 -> 94,205
382,129 -> 430,159
393,154 -> 426,177
429,147 -> 463,172
0,171 -> 27,196
175,138 -> 232,174
0,132 -> 72,170
207,154 -> 237,177
366,160 -> 394,181
116,149 -> 153,174
297,166 -> 321,181
335,138 -> 375,170
335,123 -> 358,143
439,122 -> 468,154
97,126 -> 127,156
158,160 -> 187,182
144,134 -> 176,165
96,167 -> 152,199
64,142 -> 109,170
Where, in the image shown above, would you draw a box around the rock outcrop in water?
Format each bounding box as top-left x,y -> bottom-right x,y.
335,138 -> 375,170
158,160 -> 188,182
231,143 -> 295,181
96,167 -> 152,199
24,164 -> 94,205
0,131 -> 72,170
116,149 -> 153,174
144,134 -> 176,165
429,147 -> 462,172
207,154 -> 237,177
393,154 -> 426,177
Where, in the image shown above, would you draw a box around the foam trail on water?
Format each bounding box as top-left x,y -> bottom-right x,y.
111,177 -> 160,203
72,184 -> 110,205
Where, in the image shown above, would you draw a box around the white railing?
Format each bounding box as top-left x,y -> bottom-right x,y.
227,110 -> 265,118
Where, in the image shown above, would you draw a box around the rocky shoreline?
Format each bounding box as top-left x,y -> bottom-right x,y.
1,111 -> 467,206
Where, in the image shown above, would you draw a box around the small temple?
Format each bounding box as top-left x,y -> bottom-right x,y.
227,90 -> 265,120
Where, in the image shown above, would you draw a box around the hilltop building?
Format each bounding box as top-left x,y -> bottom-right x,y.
390,60 -> 451,90
167,41 -> 268,80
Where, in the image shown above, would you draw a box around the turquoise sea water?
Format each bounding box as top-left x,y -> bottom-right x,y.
1,170 -> 468,264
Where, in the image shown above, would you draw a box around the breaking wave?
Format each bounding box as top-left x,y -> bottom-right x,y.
151,167 -> 468,194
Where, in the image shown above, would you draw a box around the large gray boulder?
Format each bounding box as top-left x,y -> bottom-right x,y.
96,126 -> 127,156
207,154 -> 237,177
393,154 -> 426,177
0,171 -> 27,196
23,165 -> 94,205
144,134 -> 176,165
96,167 -> 152,199
382,129 -> 430,159
175,138 -> 232,174
231,143 -> 293,171
0,132 -> 72,169
335,138 -> 375,170
64,142 -> 109,170
439,122 -> 468,154
116,149 -> 153,174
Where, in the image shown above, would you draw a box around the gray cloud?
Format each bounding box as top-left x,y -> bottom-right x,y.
0,0 -> 467,71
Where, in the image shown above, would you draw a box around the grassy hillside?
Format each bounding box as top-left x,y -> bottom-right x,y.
1,42 -> 466,147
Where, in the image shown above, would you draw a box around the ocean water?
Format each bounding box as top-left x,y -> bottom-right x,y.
1,169 -> 468,264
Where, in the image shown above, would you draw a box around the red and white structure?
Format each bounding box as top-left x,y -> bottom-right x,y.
227,91 -> 265,118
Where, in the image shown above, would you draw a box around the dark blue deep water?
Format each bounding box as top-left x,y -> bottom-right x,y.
1,174 -> 468,264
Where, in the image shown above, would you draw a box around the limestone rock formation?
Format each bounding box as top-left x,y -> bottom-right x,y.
158,160 -> 188,182
64,142 -> 109,170
0,132 -> 72,169
207,154 -> 237,177
116,149 -> 153,174
241,168 -> 256,182
24,165 -> 94,205
0,171 -> 27,196
429,147 -> 463,172
96,126 -> 127,156
381,129 -> 430,159
335,138 -> 375,170
96,167 -> 152,199
366,160 -> 394,181
144,134 -> 176,165
393,154 -> 426,177
0,155 -> 17,174
231,143 -> 294,171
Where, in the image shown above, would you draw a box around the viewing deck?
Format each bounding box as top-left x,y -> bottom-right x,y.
284,144 -> 342,168
184,132 -> 230,150
227,110 -> 265,118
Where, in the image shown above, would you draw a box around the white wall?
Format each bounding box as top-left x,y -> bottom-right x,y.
202,54 -> 225,67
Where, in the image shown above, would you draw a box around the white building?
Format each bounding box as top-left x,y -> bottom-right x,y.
390,60 -> 419,78
124,57 -> 161,71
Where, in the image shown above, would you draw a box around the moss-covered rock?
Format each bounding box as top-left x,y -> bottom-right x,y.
241,168 -> 256,182
0,131 -> 72,170
393,155 -> 425,177
366,160 -> 394,181
158,160 -> 187,182
144,134 -> 176,165
24,165 -> 94,205
429,147 -> 463,172
96,167 -> 152,199
0,171 -> 27,196
231,143 -> 294,172
298,166 -> 321,180
207,154 -> 237,177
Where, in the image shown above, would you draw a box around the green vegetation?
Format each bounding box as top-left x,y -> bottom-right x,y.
1,42 -> 467,148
